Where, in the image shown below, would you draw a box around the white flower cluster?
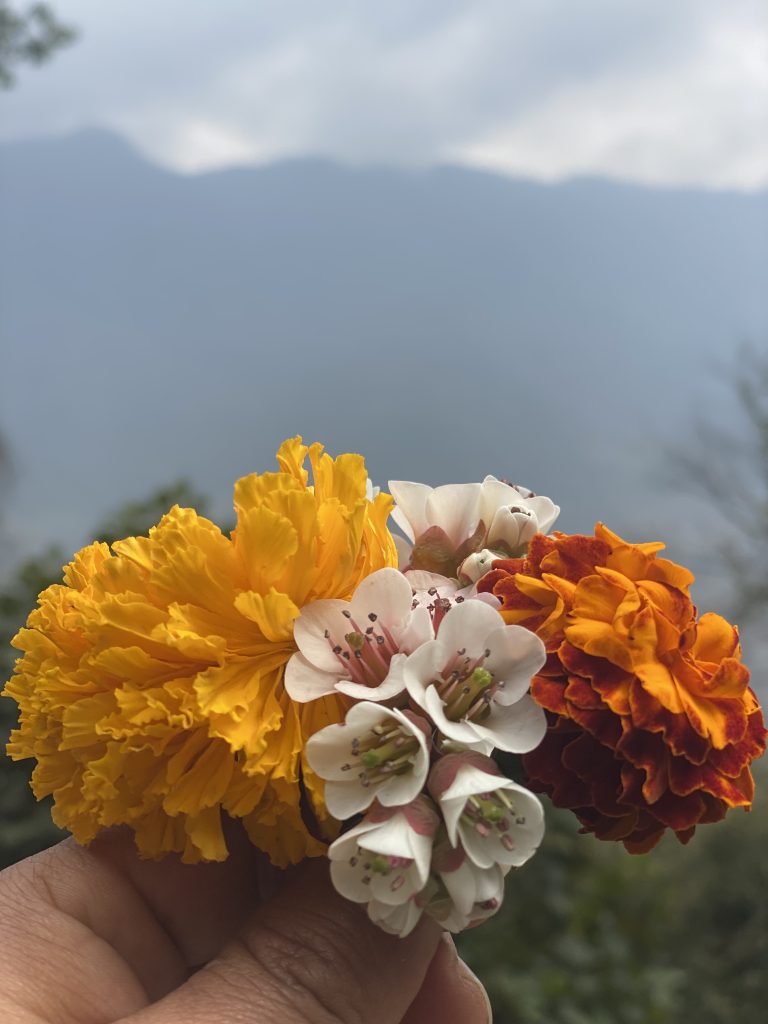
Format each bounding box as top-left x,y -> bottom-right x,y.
285,477 -> 558,936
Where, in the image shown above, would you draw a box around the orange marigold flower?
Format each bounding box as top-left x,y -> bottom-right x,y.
3,438 -> 397,866
477,523 -> 766,852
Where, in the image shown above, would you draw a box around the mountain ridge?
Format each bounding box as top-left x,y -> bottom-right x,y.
1,130 -> 766,605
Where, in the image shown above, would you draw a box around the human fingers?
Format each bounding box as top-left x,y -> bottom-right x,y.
401,935 -> 492,1024
90,820 -> 269,972
122,859 -> 442,1024
0,824 -> 268,1022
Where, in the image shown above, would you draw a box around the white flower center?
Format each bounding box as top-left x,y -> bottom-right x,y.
340,719 -> 422,788
412,587 -> 460,630
325,609 -> 400,688
349,846 -> 415,893
436,651 -> 501,724
460,790 -> 524,852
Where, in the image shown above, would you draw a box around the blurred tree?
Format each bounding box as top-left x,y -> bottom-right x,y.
671,344 -> 768,622
458,771 -> 767,1024
0,1 -> 76,87
0,351 -> 765,1021
0,481 -> 210,867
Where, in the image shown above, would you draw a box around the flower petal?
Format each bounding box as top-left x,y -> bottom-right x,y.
388,480 -> 432,542
368,897 -> 423,937
471,694 -> 547,753
349,568 -> 415,632
293,599 -> 351,672
334,657 -> 407,702
284,652 -> 340,702
483,624 -> 546,705
425,483 -> 482,547
435,600 -> 505,662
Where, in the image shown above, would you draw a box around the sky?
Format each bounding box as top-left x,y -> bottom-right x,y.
2,0 -> 767,189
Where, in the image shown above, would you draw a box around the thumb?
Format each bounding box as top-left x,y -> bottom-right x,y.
125,859 -> 442,1024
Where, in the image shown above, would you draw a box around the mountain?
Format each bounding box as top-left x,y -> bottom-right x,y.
1,130 -> 766,611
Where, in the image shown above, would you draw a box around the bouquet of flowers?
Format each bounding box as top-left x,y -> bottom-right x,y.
4,438 -> 765,937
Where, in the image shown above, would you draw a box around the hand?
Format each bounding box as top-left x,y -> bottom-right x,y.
0,823 -> 491,1023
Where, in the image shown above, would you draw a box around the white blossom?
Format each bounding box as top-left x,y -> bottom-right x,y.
367,897 -> 425,937
305,702 -> 431,820
285,567 -> 432,703
423,840 -> 508,933
327,797 -> 439,938
388,476 -> 559,580
402,599 -> 547,754
428,752 -> 544,869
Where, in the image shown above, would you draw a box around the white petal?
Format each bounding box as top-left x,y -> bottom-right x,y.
440,795 -> 465,848
424,686 -> 492,749
470,694 -> 547,753
369,869 -> 419,906
365,478 -> 380,501
330,858 -> 375,903
323,704 -> 430,817
442,860 -> 507,930
455,784 -> 543,870
304,722 -> 352,780
327,816 -> 379,857
349,568 -> 414,632
284,652 -> 340,702
293,599 -> 351,672
458,822 -> 499,869
402,642 -> 442,711
490,783 -> 545,868
439,857 -> 483,917
483,625 -> 546,705
354,818 -> 433,905
397,605 -> 434,652
368,815 -> 433,890
486,506 -> 535,551
323,780 -> 378,820
368,897 -> 423,937
307,699 -> 426,772
305,702 -> 386,778
472,862 -> 507,906
388,480 -> 433,542
526,495 -> 560,534
439,765 -> 505,844
359,814 -> 419,860
434,599 -> 505,661
458,548 -> 500,584
479,476 -> 560,543
393,533 -> 413,569
478,476 -> 522,526
405,570 -> 457,595
425,483 -> 482,547
335,672 -> 406,702
375,768 -> 429,810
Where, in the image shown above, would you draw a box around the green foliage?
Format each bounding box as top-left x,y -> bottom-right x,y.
0,349 -> 765,1019
0,2 -> 77,88
0,480 -> 210,867
458,773 -> 768,1023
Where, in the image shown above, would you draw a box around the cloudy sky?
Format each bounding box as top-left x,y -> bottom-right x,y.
3,0 -> 767,189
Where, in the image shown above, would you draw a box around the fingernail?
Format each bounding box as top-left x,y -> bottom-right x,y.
442,934 -> 493,1023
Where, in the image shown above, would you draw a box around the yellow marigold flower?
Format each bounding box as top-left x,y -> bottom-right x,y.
3,438 -> 397,865
478,524 -> 766,852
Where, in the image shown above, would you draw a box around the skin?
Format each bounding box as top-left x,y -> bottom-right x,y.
0,823 -> 492,1023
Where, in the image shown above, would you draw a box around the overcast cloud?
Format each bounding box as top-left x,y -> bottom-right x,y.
2,0 -> 767,187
